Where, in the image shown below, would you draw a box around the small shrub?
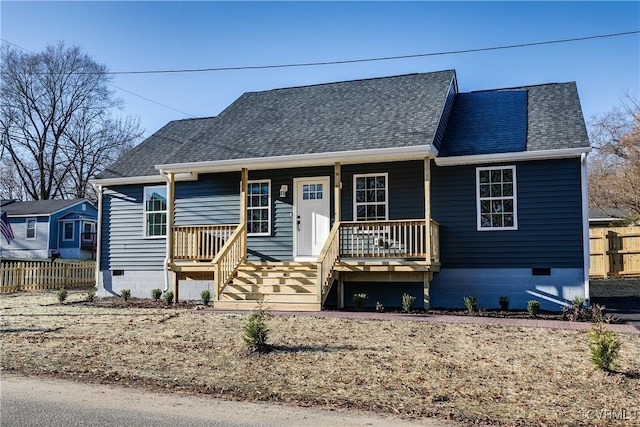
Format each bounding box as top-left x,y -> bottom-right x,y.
86,288 -> 96,303
463,295 -> 478,314
572,296 -> 585,309
401,293 -> 416,313
163,290 -> 174,305
242,301 -> 269,352
498,295 -> 510,311
120,289 -> 131,302
57,288 -> 68,304
588,321 -> 621,371
151,288 -> 162,302
352,293 -> 367,311
527,300 -> 540,317
201,289 -> 211,306
375,301 -> 384,312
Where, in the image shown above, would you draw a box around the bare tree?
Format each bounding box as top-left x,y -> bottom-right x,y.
0,42 -> 143,200
588,95 -> 640,222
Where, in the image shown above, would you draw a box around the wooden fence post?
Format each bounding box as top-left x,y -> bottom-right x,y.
602,228 -> 608,279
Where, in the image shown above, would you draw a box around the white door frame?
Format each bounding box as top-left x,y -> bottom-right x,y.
293,176 -> 331,261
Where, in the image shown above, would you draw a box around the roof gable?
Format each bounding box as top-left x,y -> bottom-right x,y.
98,71 -> 456,179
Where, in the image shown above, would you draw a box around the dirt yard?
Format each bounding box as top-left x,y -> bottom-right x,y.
1,290 -> 639,426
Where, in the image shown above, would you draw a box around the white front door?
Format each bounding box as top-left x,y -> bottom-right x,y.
294,177 -> 330,259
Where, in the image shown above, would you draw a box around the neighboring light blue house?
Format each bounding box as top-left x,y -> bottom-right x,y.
0,199 -> 97,260
91,70 -> 591,311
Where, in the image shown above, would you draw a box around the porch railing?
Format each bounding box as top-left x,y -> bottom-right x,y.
212,224 -> 246,298
316,221 -> 341,303
172,225 -> 237,260
339,219 -> 439,260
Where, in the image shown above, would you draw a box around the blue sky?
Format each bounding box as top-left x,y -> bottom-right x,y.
2,1 -> 639,139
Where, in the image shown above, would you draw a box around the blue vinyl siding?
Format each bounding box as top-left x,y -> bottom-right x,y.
341,161 -> 425,221
101,186 -> 166,270
174,172 -> 240,225
431,158 -> 584,268
249,166 -> 333,262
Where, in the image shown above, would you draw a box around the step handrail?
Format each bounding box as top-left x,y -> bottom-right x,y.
316,220 -> 341,304
212,223 -> 247,299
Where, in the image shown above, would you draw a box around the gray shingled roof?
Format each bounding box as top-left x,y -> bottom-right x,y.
97,71 -> 455,179
0,199 -> 89,216
97,71 -> 589,180
524,82 -> 589,151
98,117 -> 217,179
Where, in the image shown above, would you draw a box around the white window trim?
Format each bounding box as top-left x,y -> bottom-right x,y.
26,218 -> 37,240
353,173 -> 389,222
476,165 -> 518,231
143,185 -> 168,239
62,221 -> 75,241
247,179 -> 271,237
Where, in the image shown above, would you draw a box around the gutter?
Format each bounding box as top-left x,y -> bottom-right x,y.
155,145 -> 433,174
92,183 -> 103,292
435,147 -> 591,166
580,152 -> 590,305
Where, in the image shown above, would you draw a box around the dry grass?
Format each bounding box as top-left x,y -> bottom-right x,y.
1,290 -> 639,426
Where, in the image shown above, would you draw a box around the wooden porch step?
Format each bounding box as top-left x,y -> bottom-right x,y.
226,283 -> 316,293
219,261 -> 320,310
221,292 -> 318,303
214,300 -> 321,312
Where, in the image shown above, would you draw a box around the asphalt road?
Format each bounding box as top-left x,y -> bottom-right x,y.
0,374 -> 454,427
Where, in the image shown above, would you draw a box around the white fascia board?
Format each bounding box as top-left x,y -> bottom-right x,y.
434,147 -> 591,167
155,145 -> 433,174
89,173 -> 197,187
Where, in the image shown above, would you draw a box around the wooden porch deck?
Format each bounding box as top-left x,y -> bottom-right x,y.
168,220 -> 440,311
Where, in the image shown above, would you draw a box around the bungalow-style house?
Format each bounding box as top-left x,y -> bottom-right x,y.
0,199 -> 98,260
92,70 -> 591,310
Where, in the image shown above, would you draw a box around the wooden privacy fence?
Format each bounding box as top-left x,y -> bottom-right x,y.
589,226 -> 640,278
0,261 -> 96,293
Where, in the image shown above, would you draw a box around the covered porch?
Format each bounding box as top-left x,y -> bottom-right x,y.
164,159 -> 440,310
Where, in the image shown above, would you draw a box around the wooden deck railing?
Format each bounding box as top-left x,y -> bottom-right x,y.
338,219 -> 439,260
316,221 -> 341,303
212,224 -> 246,298
590,226 -> 640,278
172,224 -> 237,260
0,261 -> 96,293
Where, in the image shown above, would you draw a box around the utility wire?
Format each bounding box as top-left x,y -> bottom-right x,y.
5,30 -> 636,76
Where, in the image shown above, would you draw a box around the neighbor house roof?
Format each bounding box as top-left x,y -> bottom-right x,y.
96,71 -> 589,181
0,199 -> 93,217
97,71 -> 456,179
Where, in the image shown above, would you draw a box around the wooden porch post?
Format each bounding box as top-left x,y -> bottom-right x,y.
424,158 -> 432,263
334,162 -> 341,222
167,173 -> 177,302
337,276 -> 344,309
240,168 -> 248,260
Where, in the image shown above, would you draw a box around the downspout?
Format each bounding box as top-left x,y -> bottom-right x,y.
580,153 -> 590,305
159,170 -> 173,293
93,183 -> 103,292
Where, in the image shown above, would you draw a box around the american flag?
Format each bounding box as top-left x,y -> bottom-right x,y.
0,211 -> 15,244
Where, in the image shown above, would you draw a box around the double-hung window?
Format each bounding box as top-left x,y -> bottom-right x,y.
26,218 -> 36,239
144,186 -> 167,237
62,221 -> 74,241
476,166 -> 517,230
247,180 -> 271,236
353,173 -> 388,221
